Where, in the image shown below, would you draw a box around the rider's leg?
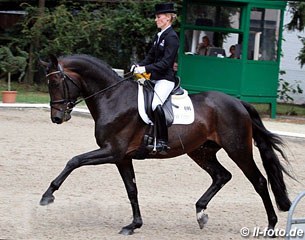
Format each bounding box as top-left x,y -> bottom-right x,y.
150,80 -> 174,154
151,80 -> 175,110
153,104 -> 169,154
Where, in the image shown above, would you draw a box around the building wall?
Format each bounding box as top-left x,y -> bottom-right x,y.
280,10 -> 305,104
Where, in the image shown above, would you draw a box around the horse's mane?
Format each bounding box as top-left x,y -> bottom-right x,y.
59,54 -> 121,80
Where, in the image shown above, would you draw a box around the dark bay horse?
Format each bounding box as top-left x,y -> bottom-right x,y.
40,54 -> 292,235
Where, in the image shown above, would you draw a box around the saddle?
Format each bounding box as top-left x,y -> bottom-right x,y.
142,77 -> 184,127
134,76 -> 194,159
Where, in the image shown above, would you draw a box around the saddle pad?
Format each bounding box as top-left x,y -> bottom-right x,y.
138,84 -> 195,125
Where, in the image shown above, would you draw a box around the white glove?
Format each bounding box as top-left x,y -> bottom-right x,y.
130,64 -> 136,72
134,66 -> 146,74
137,78 -> 146,85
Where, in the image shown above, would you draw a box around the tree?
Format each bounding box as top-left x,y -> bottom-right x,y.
286,1 -> 305,66
25,0 -> 45,84
286,1 -> 305,31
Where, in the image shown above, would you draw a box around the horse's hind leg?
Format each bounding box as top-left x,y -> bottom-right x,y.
227,149 -> 278,230
116,158 -> 143,235
187,141 -> 232,229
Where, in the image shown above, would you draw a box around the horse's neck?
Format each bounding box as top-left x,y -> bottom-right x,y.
85,73 -> 117,91
80,68 -> 117,95
85,78 -> 137,122
64,58 -> 116,95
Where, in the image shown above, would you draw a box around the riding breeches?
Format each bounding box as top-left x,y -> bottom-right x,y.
152,79 -> 175,111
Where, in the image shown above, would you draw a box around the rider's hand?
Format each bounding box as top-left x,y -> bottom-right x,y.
130,64 -> 136,73
134,66 -> 146,74
137,78 -> 146,84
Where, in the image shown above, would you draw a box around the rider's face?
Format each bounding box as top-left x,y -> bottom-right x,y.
155,14 -> 171,30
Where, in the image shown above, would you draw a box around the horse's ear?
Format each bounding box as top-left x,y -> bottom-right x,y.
39,58 -> 49,68
49,54 -> 58,67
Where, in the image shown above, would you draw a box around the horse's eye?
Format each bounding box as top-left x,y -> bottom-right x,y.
48,80 -> 60,88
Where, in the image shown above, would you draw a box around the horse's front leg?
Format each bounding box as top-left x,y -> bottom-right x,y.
40,148 -> 116,206
116,158 -> 143,235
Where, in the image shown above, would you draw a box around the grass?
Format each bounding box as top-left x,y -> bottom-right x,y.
1,79 -> 305,117
255,103 -> 305,117
15,91 -> 50,103
1,78 -> 50,103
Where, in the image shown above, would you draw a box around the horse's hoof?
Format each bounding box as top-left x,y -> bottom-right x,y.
119,227 -> 134,235
39,195 -> 55,206
267,226 -> 276,238
197,210 -> 209,229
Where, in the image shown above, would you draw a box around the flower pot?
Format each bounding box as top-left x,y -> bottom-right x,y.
1,91 -> 18,103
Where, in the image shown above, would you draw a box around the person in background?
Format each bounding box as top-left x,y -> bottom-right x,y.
228,45 -> 236,59
131,2 -> 179,154
196,36 -> 212,55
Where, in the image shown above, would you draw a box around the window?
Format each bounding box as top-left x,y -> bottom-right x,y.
248,8 -> 281,61
184,30 -> 242,59
184,2 -> 242,59
186,3 -> 241,29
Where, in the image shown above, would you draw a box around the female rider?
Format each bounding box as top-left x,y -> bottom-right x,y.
132,2 -> 179,154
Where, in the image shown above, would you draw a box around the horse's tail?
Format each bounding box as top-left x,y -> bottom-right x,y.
241,101 -> 292,212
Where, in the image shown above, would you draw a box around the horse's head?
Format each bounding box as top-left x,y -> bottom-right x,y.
40,55 -> 82,124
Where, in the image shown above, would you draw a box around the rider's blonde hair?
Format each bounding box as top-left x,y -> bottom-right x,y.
166,13 -> 177,23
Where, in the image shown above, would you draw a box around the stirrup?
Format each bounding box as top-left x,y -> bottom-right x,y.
154,140 -> 170,155
145,139 -> 169,155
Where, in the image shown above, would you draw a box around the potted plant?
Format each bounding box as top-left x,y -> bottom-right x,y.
1,72 -> 17,103
0,46 -> 28,103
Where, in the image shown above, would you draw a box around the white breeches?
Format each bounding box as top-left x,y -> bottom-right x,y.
152,80 -> 175,111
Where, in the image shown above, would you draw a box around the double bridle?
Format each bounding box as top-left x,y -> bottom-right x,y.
46,63 -> 133,112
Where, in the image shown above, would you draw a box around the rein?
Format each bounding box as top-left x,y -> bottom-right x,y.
75,71 -> 133,105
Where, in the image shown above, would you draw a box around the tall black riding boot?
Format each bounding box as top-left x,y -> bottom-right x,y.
154,105 -> 169,154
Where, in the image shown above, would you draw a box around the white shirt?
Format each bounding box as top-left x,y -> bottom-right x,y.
157,25 -> 171,43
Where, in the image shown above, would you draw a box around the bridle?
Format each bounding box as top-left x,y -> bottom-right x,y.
46,63 -> 133,113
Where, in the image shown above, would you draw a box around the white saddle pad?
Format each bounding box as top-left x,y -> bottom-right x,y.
138,84 -> 195,125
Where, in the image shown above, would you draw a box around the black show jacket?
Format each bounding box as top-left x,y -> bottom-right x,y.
139,26 -> 179,82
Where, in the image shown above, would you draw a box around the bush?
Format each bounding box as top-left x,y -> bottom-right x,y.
277,70 -> 303,103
